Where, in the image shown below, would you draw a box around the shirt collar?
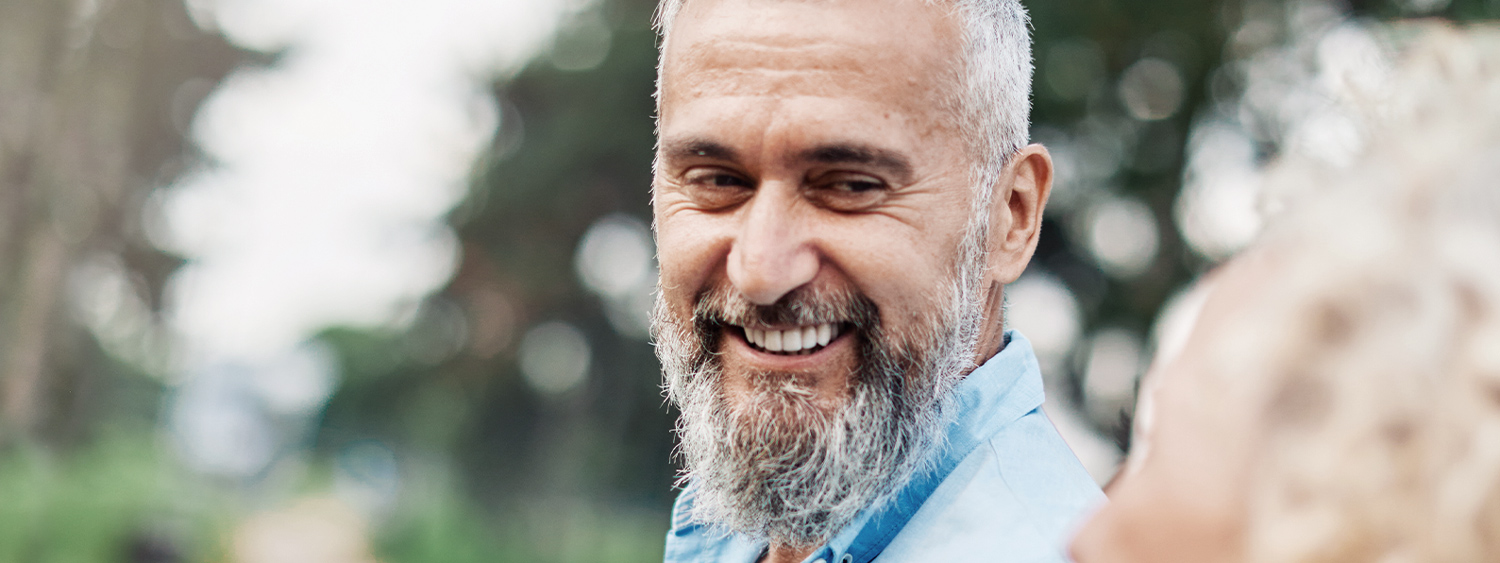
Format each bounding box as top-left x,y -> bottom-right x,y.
671,330 -> 1047,563
820,330 -> 1046,563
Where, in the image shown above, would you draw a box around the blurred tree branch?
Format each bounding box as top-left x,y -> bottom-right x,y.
0,0 -> 243,445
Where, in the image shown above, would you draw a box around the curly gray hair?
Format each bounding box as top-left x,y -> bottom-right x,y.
1214,24 -> 1500,563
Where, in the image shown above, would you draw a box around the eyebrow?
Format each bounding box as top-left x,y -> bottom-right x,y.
662,138 -> 740,163
661,138 -> 916,183
798,143 -> 914,183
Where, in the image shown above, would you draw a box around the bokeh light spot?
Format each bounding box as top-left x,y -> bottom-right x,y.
1119,57 -> 1186,121
1005,270 -> 1082,378
519,321 -> 591,395
1085,196 -> 1160,279
575,213 -> 656,338
1082,328 -> 1146,424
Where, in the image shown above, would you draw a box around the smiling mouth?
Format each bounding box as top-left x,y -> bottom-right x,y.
737,323 -> 844,355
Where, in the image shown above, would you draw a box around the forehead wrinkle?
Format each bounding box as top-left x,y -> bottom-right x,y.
667,49 -> 952,121
672,41 -> 909,87
658,0 -> 973,169
675,70 -> 894,103
678,35 -> 890,68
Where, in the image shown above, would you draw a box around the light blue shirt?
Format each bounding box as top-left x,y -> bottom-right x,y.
663,331 -> 1104,563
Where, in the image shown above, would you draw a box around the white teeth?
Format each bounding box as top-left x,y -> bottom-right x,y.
745,323 -> 840,354
784,329 -> 802,351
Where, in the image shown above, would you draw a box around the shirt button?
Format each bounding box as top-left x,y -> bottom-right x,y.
840,556 -> 854,563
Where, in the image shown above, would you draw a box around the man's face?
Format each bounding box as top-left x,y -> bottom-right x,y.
653,0 -> 976,414
652,0 -> 992,545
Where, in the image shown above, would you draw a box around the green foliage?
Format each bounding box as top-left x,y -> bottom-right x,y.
380,484 -> 515,563
378,471 -> 665,563
0,433 -> 229,563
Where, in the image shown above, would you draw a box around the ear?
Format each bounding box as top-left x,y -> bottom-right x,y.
986,144 -> 1053,284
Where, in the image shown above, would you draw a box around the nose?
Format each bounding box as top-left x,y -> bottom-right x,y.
726,185 -> 819,305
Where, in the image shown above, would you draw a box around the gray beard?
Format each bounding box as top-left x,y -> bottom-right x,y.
653,268 -> 986,547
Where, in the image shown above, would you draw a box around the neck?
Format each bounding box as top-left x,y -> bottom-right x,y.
969,280 -> 1007,370
761,543 -> 818,563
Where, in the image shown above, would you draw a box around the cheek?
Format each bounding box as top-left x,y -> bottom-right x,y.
1070,462 -> 1246,563
654,214 -> 732,301
1070,484 -> 1192,563
1069,501 -> 1134,563
819,226 -> 957,329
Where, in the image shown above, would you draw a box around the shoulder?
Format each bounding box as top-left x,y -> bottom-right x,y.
988,408 -> 1106,541
877,408 -> 1104,562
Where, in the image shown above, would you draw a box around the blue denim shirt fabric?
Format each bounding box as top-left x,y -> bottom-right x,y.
662,331 -> 1104,563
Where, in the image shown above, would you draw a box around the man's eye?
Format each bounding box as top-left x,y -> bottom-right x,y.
809,173 -> 890,211
709,174 -> 750,188
684,169 -> 751,188
681,169 -> 754,209
830,179 -> 884,193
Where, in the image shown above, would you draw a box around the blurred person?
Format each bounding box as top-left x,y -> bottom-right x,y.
1070,25 -> 1500,563
649,0 -> 1102,561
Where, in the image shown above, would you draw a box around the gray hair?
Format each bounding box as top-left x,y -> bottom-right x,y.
651,0 -> 1035,221
1200,24 -> 1500,563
